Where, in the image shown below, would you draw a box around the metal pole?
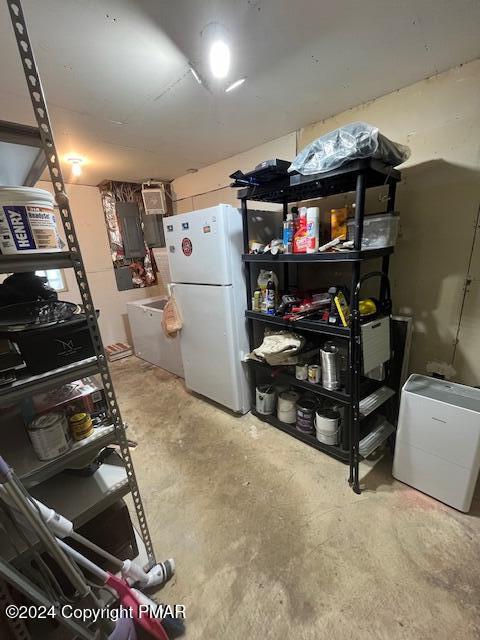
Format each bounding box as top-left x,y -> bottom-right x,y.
241,197 -> 257,413
0,459 -> 90,598
387,181 -> 397,212
0,459 -> 114,636
241,198 -> 252,310
381,180 -> 396,300
380,254 -> 390,302
283,198 -> 289,293
349,172 -> 365,492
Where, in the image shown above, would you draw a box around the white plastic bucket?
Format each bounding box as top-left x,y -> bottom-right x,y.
0,187 -> 60,254
315,410 -> 340,446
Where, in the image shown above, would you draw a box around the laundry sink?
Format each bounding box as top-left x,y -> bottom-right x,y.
142,299 -> 167,310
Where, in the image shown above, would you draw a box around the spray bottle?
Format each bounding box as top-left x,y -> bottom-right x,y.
283,213 -> 294,254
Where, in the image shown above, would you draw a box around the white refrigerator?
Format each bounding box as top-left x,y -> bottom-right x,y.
163,204 -> 250,414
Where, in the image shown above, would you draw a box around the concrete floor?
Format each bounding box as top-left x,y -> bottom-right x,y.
112,356 -> 480,640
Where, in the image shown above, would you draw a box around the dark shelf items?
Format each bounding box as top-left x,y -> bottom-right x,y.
245,310 -> 350,338
0,357 -> 99,406
238,159 -> 400,494
251,410 -> 349,462
242,247 -> 393,263
248,360 -> 384,407
248,360 -> 350,403
237,159 -> 400,203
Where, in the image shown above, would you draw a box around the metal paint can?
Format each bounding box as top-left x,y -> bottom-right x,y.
27,412 -> 71,461
69,412 -> 94,441
296,399 -> 316,435
256,385 -> 276,415
307,364 -> 321,384
252,289 -> 262,312
315,408 -> 341,446
295,364 -> 308,381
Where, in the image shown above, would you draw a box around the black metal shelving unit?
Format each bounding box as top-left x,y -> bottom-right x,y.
237,159 -> 401,493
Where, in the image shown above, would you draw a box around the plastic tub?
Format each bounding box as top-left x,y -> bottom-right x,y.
0,186 -> 60,254
347,213 -> 399,250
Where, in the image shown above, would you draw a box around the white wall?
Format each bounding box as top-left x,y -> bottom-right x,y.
171,132 -> 297,213
171,60 -> 480,384
38,181 -> 164,346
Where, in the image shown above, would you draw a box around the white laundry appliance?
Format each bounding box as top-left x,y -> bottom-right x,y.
393,374 -> 480,512
163,204 -> 251,413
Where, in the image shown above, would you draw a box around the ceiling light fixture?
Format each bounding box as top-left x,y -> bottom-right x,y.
189,65 -> 202,85
225,77 -> 246,93
209,40 -> 230,79
67,157 -> 83,176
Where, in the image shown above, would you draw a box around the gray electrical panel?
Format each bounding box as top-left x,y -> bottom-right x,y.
142,212 -> 166,248
116,202 -> 144,258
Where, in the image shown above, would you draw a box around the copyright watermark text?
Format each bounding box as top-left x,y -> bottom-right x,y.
5,603 -> 186,624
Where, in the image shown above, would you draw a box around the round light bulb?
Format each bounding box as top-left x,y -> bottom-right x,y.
71,161 -> 82,176
209,40 -> 230,79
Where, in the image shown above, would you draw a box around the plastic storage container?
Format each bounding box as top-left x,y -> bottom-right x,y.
347,213 -> 399,250
0,187 -> 60,254
5,316 -> 95,375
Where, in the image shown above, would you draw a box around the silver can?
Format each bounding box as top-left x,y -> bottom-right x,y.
27,412 -> 71,461
295,364 -> 308,381
307,364 -> 321,384
321,342 -> 341,390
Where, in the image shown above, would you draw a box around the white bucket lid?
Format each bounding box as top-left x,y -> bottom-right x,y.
0,186 -> 54,207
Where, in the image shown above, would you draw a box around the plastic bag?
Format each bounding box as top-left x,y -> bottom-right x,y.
162,295 -> 182,337
289,122 -> 410,175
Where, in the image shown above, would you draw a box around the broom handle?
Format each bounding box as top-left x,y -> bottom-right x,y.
0,457 -> 91,597
56,538 -> 109,583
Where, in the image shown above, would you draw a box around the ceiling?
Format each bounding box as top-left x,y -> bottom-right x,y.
1,0 -> 479,186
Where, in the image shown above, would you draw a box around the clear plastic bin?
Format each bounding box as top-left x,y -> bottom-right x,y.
347,213 -> 399,249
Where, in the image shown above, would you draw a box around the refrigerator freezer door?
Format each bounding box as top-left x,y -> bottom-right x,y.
173,283 -> 247,413
164,205 -> 237,285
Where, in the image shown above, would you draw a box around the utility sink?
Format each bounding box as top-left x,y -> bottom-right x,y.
142,300 -> 167,310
